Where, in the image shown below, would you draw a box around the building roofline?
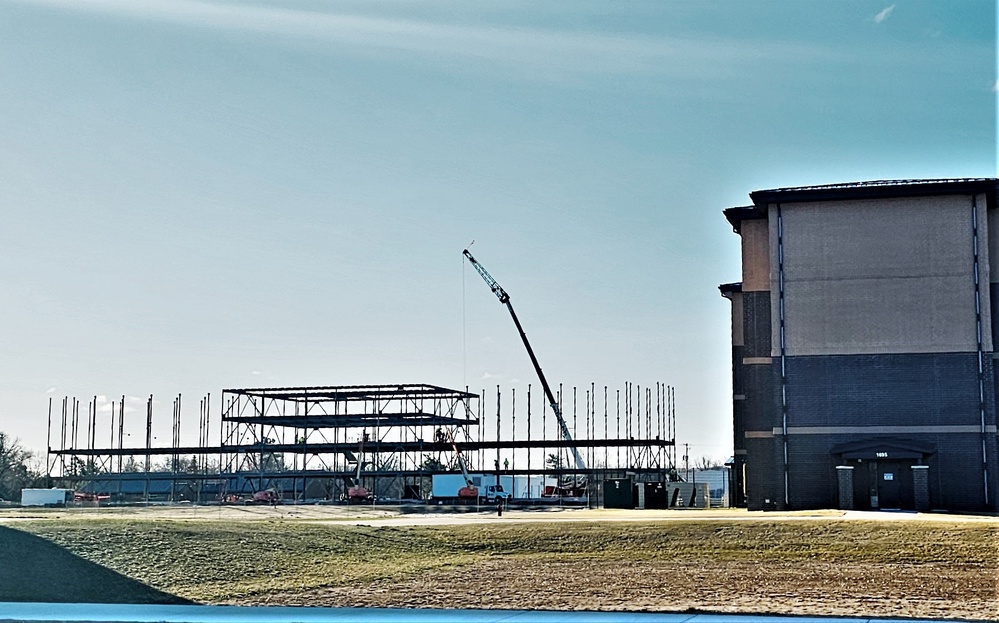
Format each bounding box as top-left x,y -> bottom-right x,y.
723,206 -> 764,232
749,178 -> 998,205
718,282 -> 742,299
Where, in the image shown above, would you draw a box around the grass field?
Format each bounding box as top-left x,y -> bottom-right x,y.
1,508 -> 996,619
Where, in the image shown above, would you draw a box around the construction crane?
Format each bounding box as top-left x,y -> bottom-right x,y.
463,249 -> 587,491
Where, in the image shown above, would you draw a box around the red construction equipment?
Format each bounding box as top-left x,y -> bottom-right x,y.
346,432 -> 373,503
449,431 -> 479,499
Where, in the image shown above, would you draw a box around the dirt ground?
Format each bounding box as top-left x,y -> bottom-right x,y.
267,507 -> 999,620
3,506 -> 997,620
256,558 -> 996,621
250,510 -> 999,620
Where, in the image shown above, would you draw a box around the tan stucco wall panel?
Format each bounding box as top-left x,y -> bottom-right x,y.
768,206 -> 781,356
781,196 -> 972,282
784,275 -> 977,355
740,219 -> 770,292
770,194 -> 983,356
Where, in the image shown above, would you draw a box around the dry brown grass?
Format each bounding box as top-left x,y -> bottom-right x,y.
3,511 -> 996,619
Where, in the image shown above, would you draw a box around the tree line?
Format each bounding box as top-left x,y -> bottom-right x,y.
0,432 -> 46,501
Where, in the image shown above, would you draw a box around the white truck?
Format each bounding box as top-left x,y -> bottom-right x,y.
21,488 -> 73,507
431,474 -> 512,503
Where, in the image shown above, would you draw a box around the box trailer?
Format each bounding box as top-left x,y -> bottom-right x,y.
21,488 -> 73,507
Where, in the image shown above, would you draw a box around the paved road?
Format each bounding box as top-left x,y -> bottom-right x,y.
337,508 -> 998,527
0,603 -> 967,623
2,505 -> 994,527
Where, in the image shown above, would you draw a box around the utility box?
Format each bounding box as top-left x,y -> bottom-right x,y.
603,478 -> 633,509
21,488 -> 73,507
643,481 -> 668,509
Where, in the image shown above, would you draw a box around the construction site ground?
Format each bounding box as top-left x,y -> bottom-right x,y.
0,505 -> 995,621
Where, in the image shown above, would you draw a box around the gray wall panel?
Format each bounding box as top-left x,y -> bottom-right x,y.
745,437 -> 778,510
731,345 -> 745,440
739,362 -> 777,432
742,292 -> 771,359
729,291 -> 744,347
784,353 -> 983,428
777,352 -> 997,510
988,202 -> 999,279
783,432 -> 990,511
976,195 -> 992,351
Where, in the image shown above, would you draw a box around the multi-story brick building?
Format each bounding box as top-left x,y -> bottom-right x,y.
720,179 -> 999,511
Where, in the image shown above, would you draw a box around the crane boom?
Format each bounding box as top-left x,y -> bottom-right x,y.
463,249 -> 587,474
449,432 -> 475,488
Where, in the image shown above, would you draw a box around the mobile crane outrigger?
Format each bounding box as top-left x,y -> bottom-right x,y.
463,249 -> 587,497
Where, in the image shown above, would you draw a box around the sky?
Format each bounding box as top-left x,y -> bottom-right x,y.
0,0 -> 995,465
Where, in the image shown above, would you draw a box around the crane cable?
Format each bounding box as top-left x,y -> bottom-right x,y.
462,240 -> 475,392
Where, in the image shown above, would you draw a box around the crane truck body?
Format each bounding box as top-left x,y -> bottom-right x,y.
435,430 -> 512,503
431,474 -> 512,503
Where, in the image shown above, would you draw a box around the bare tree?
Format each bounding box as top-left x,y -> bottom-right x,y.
695,456 -> 722,470
0,432 -> 45,500
419,456 -> 445,472
545,453 -> 564,470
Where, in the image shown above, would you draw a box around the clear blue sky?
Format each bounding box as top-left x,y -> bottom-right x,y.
1,0 -> 995,463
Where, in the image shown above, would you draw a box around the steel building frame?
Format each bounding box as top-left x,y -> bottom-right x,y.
47,382 -> 678,504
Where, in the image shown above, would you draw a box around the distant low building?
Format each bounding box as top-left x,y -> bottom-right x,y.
691,467 -> 729,507
721,179 -> 999,512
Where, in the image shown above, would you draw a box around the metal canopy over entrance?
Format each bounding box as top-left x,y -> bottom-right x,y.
829,438 -> 935,461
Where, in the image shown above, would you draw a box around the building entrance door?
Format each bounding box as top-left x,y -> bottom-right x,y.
851,460 -> 875,509
835,439 -> 932,511
876,461 -> 914,510
849,459 -> 915,510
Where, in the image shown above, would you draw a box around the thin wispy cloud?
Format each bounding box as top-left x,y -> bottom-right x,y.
15,0 -> 842,79
993,79 -> 999,93
874,4 -> 896,24
479,372 -> 521,385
